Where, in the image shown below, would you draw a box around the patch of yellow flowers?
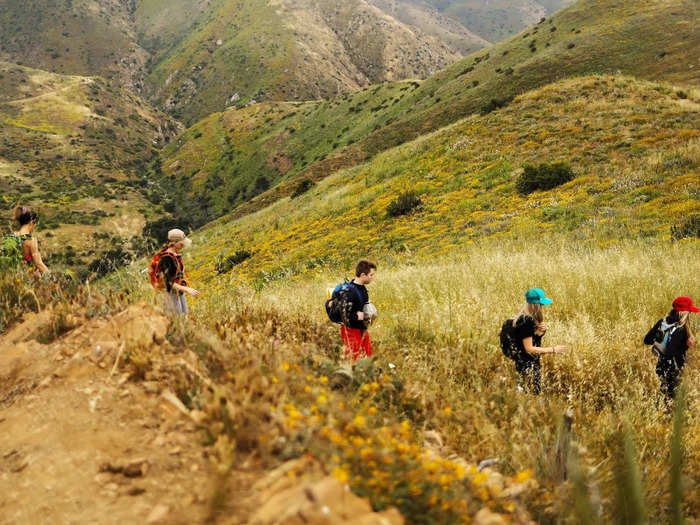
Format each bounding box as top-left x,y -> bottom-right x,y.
279,367 -> 534,523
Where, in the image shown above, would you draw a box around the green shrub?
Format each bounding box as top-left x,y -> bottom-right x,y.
386,191 -> 423,218
292,178 -> 315,198
86,245 -> 132,278
516,162 -> 575,194
481,96 -> 514,115
671,215 -> 700,240
216,250 -> 253,274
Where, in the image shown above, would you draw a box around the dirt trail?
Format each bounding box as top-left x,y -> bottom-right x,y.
0,306 -> 215,525
0,304 -> 401,525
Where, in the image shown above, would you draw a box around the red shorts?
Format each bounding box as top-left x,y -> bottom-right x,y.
341,326 -> 373,361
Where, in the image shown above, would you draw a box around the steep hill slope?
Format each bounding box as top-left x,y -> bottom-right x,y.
137,0 -> 462,124
0,0 -> 148,91
180,76 -> 699,283
156,0 -> 700,227
421,0 -> 577,43
367,0 -> 490,54
0,62 -> 180,267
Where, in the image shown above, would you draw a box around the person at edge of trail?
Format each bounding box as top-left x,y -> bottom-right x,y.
157,229 -> 199,316
510,288 -> 568,395
644,296 -> 697,404
341,259 -> 377,361
9,205 -> 50,278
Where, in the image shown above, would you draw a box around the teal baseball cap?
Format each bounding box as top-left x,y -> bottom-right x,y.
525,288 -> 553,305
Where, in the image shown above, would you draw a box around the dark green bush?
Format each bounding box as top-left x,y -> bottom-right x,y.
671,215 -> 700,240
386,191 -> 423,218
481,96 -> 514,115
516,162 -> 575,194
216,250 -> 253,274
292,178 -> 315,198
86,245 -> 132,278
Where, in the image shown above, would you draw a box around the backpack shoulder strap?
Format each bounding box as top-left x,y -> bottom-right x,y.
348,281 -> 365,305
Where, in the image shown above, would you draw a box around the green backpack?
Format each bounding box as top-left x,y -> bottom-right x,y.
0,234 -> 27,270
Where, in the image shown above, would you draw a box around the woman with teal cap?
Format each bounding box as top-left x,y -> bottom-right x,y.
508,288 -> 568,394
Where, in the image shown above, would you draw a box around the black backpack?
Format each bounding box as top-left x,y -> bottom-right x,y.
651,320 -> 679,357
499,318 -> 519,359
325,281 -> 362,326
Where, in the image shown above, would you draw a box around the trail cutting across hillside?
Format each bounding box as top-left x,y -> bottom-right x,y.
0,306 -> 215,524
0,304 -> 413,525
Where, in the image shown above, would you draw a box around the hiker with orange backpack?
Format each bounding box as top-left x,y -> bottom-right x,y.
149,229 -> 199,316
0,206 -> 50,277
325,260 -> 377,361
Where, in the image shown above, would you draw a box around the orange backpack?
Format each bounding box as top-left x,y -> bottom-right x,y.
148,249 -> 184,290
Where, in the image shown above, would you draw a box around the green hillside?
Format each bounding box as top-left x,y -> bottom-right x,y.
0,0 -> 147,91
426,0 -> 576,42
137,0 -> 461,125
180,75 -> 699,285
156,0 -> 700,228
0,62 -> 180,268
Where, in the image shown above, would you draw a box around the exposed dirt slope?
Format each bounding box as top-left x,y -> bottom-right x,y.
0,306 -> 214,524
0,303 -> 411,524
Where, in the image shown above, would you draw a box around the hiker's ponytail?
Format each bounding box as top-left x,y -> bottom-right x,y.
515,302 -> 543,325
677,310 -> 692,336
13,205 -> 37,226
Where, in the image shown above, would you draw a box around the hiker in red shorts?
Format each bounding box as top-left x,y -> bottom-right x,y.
340,260 -> 377,360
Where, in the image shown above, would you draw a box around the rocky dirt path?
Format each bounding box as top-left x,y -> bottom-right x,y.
0,306 -> 215,525
0,304 -> 401,525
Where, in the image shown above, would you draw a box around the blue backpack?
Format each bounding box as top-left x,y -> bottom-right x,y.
325,281 -> 363,325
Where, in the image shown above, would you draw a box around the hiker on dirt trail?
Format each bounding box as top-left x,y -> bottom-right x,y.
149,228 -> 199,316
325,260 -> 377,361
644,296 -> 697,402
0,206 -> 50,277
500,288 -> 568,395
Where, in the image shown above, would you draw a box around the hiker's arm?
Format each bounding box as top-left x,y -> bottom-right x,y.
159,254 -> 199,296
643,320 -> 661,345
522,337 -> 567,355
172,282 -> 200,296
29,239 -> 49,274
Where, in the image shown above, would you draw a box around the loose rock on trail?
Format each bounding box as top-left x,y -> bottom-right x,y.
0,305 -> 406,524
0,305 -> 215,524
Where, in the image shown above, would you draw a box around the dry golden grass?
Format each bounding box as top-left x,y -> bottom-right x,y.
13,234 -> 699,522
170,237 -> 700,522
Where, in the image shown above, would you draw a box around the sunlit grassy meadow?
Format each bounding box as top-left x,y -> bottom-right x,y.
102,237 -> 699,522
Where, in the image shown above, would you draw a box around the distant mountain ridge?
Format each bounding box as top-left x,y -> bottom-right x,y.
1,0 -> 487,124
0,0 -> 148,92
136,0 -> 463,124
154,0 -> 700,227
366,0 -> 490,53
418,0 -> 577,42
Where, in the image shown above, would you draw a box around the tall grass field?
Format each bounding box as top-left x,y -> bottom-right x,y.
105,237 -> 700,522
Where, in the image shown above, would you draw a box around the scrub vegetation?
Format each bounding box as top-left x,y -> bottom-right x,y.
156,0 -> 699,227
158,76 -> 699,286
0,62 -> 180,269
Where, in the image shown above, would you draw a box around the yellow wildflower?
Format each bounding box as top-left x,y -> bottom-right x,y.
332,467 -> 349,483
515,469 -> 533,483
